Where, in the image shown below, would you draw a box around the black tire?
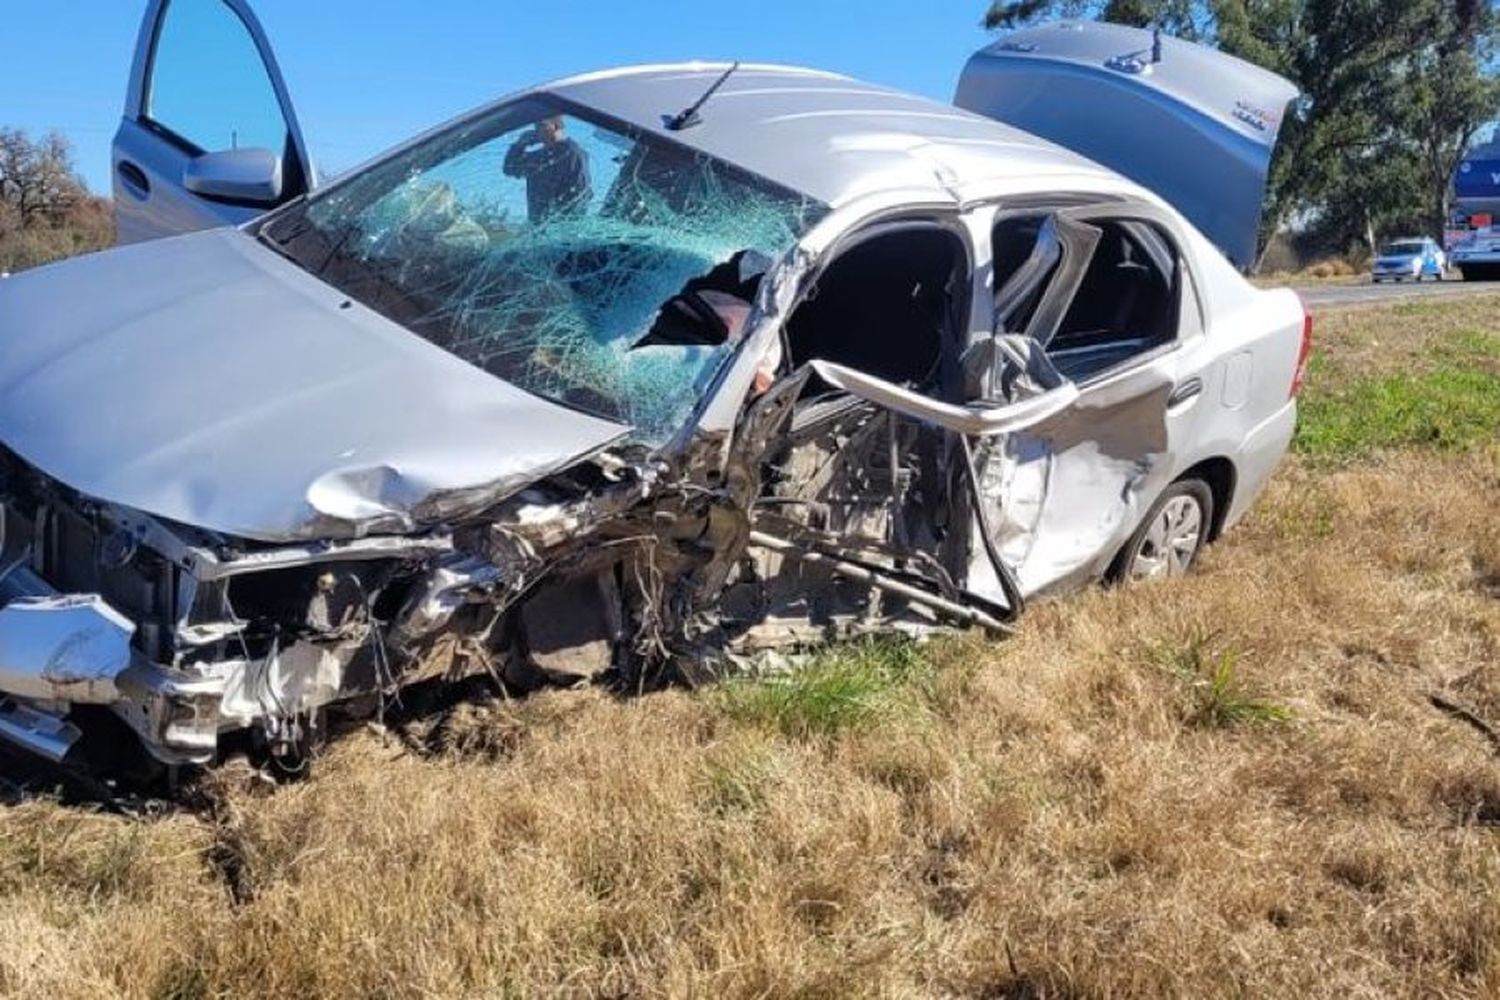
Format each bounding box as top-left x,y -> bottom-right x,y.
1108,478 -> 1215,584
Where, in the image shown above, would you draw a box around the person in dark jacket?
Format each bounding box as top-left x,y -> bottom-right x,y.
502,115 -> 591,223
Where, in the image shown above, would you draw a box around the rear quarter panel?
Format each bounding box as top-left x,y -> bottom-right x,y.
1177,236 -> 1304,529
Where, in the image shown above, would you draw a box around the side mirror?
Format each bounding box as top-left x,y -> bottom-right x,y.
183,148 -> 283,205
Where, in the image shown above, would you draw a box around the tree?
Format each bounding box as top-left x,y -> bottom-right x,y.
978,0 -> 1500,265
1299,146 -> 1426,257
1405,2 -> 1500,233
0,128 -> 113,272
1215,0 -> 1439,260
0,128 -> 86,226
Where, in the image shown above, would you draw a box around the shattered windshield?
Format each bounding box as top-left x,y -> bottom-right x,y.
260,97 -> 827,443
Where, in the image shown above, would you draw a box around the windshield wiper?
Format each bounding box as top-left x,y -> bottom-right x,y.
664,61 -> 740,131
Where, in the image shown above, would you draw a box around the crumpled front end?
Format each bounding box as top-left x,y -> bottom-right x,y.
0,462 -> 225,764
0,443 -> 486,766
0,440 -> 735,770
0,583 -> 225,765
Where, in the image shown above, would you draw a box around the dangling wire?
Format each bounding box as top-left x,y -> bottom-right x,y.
349,574 -> 401,731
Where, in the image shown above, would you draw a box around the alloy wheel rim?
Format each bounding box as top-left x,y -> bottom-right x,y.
1130,494 -> 1203,580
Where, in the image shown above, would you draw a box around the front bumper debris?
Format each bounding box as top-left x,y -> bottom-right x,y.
0,564 -> 224,765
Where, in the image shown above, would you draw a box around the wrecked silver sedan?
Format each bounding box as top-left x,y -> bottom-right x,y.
0,22 -> 1311,773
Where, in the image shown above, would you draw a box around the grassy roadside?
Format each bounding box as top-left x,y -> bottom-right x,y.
1,297 -> 1499,998
1293,297 -> 1500,460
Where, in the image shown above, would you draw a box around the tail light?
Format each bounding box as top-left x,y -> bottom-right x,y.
1289,301 -> 1313,398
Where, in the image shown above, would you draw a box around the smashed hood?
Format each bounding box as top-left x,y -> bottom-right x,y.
0,228 -> 629,542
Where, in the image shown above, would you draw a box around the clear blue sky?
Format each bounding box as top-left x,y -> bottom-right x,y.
1,1 -> 995,196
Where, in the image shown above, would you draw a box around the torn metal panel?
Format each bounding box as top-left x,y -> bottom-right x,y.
218,641 -> 354,727
390,555 -> 503,641
1014,215 -> 1103,347
808,360 -> 1078,436
726,382 -> 1017,646
975,372 -> 1175,595
0,697 -> 80,763
0,595 -> 136,704
113,661 -> 228,762
991,213 -> 1101,345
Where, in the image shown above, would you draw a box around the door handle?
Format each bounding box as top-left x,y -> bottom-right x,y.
1167,376 -> 1204,408
116,160 -> 150,198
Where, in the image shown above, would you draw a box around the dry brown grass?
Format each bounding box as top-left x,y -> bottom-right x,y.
2,299 -> 1499,998
1253,257 -> 1363,287
1305,258 -> 1360,279
1307,294 -> 1500,384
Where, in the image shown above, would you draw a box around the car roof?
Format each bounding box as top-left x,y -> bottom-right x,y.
543,62 -> 1118,208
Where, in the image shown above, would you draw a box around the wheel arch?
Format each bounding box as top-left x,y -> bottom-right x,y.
1176,455 -> 1236,542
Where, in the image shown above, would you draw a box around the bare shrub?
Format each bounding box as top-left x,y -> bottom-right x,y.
0,128 -> 113,273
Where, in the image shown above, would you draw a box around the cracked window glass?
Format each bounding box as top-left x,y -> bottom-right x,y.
260,97 -> 827,444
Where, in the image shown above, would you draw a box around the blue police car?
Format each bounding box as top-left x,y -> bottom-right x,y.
1371,237 -> 1446,282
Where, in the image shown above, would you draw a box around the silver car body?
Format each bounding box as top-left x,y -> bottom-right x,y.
0,8 -> 1306,770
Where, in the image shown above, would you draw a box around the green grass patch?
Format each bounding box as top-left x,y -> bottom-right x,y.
1295,366 -> 1500,459
716,640 -> 937,740
1391,299 -> 1446,318
1438,328 -> 1500,360
1151,628 -> 1292,729
1294,305 -> 1500,460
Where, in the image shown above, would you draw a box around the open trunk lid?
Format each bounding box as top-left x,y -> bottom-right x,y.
956,20 -> 1298,269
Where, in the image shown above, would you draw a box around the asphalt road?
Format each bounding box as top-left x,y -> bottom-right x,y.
1294,276 -> 1500,309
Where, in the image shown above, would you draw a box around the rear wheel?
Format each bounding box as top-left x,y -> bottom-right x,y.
1113,479 -> 1214,583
